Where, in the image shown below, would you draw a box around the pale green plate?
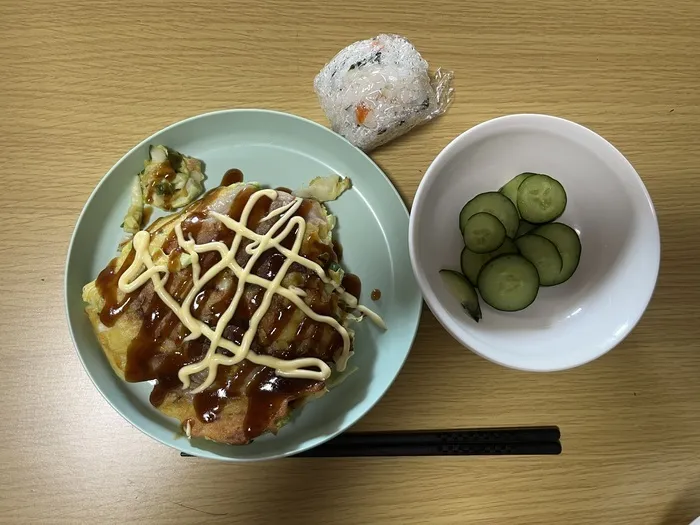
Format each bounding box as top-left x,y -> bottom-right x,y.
65,109 -> 422,461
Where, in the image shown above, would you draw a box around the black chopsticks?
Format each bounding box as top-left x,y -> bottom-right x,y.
180,426 -> 561,458
293,426 -> 561,457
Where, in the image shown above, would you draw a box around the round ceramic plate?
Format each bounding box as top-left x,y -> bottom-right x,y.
65,109 -> 421,461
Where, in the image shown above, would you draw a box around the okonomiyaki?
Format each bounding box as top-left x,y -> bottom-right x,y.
82,149 -> 384,445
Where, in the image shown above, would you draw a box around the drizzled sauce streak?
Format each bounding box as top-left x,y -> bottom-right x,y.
144,159 -> 178,208
192,362 -> 317,436
221,168 -> 244,186
244,368 -> 316,438
95,249 -> 136,326
94,185 -> 364,441
342,273 -> 362,299
142,206 -> 154,226
193,360 -> 256,423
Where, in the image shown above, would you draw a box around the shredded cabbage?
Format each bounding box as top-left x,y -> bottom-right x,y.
81,281 -> 101,305
294,175 -> 351,202
326,364 -> 359,390
178,252 -> 192,269
326,213 -> 337,232
328,262 -> 345,287
140,145 -> 205,210
121,176 -> 144,234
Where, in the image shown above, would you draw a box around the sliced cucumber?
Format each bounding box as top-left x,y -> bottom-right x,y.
516,220 -> 537,238
477,255 -> 540,312
515,234 -> 563,286
459,192 -> 519,238
517,174 -> 567,224
460,238 -> 518,287
533,223 -> 582,285
499,173 -> 533,206
462,212 -> 506,253
439,270 -> 482,322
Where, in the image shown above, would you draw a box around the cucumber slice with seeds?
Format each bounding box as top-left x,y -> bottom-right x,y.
459,192 -> 519,238
499,172 -> 534,206
439,270 -> 482,322
460,238 -> 519,286
517,174 -> 567,224
462,212 -> 506,253
533,223 -> 582,285
477,255 -> 540,312
515,234 -> 563,286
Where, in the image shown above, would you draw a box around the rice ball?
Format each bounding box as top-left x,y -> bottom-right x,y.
314,34 -> 453,152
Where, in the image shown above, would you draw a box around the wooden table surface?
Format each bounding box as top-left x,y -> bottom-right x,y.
2,0 -> 699,523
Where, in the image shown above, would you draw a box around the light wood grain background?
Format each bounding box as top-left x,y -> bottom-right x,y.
1,0 -> 699,523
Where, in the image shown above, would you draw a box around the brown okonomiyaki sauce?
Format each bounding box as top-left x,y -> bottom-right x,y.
371,288 -> 382,301
95,249 -> 136,326
341,273 -> 361,299
221,168 -> 244,186
141,206 -> 154,226
95,185 -> 355,441
144,158 -> 178,209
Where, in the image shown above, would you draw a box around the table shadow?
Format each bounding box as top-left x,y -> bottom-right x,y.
660,479 -> 700,525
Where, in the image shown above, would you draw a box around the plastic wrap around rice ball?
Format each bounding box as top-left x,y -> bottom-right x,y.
314,34 -> 454,152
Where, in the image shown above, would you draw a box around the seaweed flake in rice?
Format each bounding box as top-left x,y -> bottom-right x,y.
314,34 -> 454,151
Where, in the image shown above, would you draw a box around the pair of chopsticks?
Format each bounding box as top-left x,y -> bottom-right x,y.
180,426 -> 561,458
294,426 -> 561,457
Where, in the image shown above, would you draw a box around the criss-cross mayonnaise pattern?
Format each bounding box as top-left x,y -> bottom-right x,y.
117,188 -> 384,394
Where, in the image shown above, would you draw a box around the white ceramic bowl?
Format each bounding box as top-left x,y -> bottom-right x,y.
409,114 -> 659,371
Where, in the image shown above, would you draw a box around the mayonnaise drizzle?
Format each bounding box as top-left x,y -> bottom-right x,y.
116,188 -> 385,394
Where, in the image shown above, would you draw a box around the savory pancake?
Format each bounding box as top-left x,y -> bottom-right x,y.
83,182 -> 367,445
